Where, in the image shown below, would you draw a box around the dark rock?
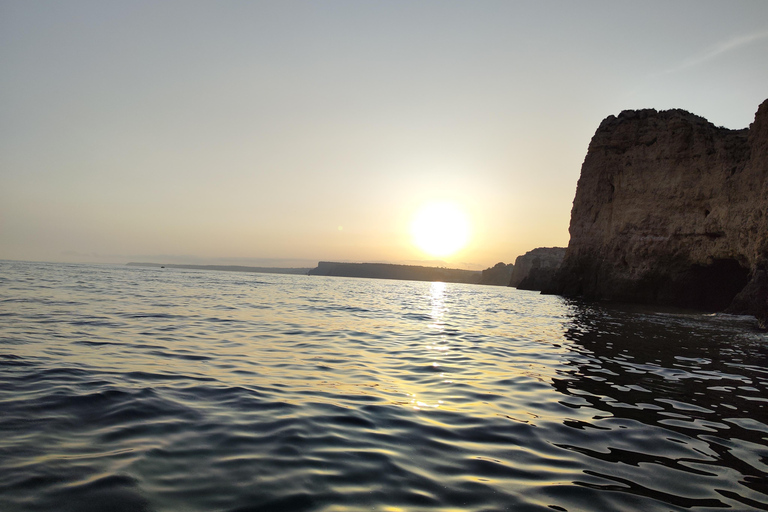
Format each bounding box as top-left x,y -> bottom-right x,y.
479,262 -> 514,286
509,247 -> 566,290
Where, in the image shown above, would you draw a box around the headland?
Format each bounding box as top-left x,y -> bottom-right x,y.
547,98 -> 768,327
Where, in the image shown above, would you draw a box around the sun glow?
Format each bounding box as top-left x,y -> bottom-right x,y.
410,201 -> 471,258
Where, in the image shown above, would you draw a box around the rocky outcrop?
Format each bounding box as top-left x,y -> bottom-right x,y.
550,99 -> 768,326
509,247 -> 566,290
479,262 -> 514,286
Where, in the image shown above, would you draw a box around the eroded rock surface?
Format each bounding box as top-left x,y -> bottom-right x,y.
551,99 -> 768,326
509,247 -> 566,291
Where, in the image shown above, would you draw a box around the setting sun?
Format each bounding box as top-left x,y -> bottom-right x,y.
411,201 -> 471,258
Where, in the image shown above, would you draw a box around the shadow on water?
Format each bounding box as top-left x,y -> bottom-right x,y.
551,299 -> 768,510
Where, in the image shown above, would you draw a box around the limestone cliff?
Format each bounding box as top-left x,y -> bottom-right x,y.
551,99 -> 768,326
509,247 -> 566,290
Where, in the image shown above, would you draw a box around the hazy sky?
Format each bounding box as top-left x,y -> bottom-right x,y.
2,1 -> 767,268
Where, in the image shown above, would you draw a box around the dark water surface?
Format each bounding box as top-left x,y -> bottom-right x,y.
1,261 -> 766,511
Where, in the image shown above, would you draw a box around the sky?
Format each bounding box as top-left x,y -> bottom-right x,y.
1,1 -> 767,269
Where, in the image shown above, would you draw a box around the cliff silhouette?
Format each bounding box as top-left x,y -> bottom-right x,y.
479,262 -> 515,286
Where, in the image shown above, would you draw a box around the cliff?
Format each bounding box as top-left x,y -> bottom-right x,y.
509,247 -> 566,290
551,99 -> 768,326
479,262 -> 514,286
308,262 -> 481,284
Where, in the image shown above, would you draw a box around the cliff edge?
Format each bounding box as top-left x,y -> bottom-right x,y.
551,99 -> 768,326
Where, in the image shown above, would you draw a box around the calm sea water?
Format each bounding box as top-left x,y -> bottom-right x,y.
1,260 -> 767,512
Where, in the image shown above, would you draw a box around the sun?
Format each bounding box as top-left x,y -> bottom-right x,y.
411,201 -> 471,258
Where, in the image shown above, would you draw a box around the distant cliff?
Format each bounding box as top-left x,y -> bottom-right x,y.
308,262 -> 481,284
509,248 -> 566,290
550,99 -> 768,326
479,262 -> 514,286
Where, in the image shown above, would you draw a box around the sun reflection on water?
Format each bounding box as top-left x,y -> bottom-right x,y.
406,282 -> 453,410
429,281 -> 447,325
427,282 -> 450,356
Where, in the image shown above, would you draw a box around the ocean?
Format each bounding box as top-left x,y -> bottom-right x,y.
1,260 -> 766,511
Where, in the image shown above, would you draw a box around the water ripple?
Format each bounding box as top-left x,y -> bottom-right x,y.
0,261 -> 766,511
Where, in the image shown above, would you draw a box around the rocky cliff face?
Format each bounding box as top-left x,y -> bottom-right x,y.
552,99 -> 768,326
509,247 -> 566,290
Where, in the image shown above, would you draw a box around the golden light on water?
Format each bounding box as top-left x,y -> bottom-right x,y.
410,281 -> 451,410
410,201 -> 471,258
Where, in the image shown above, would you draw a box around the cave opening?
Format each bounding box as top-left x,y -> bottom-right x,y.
683,259 -> 751,311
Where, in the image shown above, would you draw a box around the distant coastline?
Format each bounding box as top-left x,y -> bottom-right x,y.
126,262 -> 312,275
128,260 -> 517,286
308,261 -> 482,284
